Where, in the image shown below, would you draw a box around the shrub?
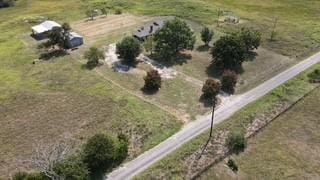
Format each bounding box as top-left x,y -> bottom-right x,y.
227,159 -> 238,172
202,78 -> 221,100
84,47 -> 105,69
201,26 -> 214,46
221,70 -> 238,94
13,171 -> 46,180
116,37 -> 142,65
115,134 -> 129,161
143,69 -> 162,92
82,133 -> 129,174
226,132 -> 246,154
82,134 -> 117,172
54,156 -> 89,180
308,69 -> 320,83
115,8 -> 122,14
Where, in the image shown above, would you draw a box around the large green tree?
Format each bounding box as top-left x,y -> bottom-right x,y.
82,134 -> 117,172
211,28 -> 261,72
116,37 -> 142,65
154,18 -> 196,60
211,35 -> 246,72
47,23 -> 71,50
236,28 -> 261,53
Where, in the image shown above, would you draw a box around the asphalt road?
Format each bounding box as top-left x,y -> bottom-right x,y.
107,52 -> 320,180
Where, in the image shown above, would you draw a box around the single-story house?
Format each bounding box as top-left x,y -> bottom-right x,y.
67,32 -> 84,49
31,20 -> 61,39
133,20 -> 165,41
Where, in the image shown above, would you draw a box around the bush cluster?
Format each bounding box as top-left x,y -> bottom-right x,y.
202,78 -> 221,100
227,159 -> 238,172
143,69 -> 162,92
221,70 -> 238,94
15,133 -> 129,180
226,132 -> 246,154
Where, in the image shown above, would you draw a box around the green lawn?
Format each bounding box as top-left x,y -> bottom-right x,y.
135,63 -> 320,179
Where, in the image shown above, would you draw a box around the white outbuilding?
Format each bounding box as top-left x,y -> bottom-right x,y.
31,20 -> 61,38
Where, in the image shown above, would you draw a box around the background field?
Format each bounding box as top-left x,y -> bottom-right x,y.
201,86 -> 320,180
0,0 -> 319,178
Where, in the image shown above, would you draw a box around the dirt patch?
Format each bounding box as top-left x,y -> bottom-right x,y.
72,14 -> 151,39
104,43 -> 178,79
245,101 -> 290,138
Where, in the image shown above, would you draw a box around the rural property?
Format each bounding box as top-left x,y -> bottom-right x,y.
0,0 -> 319,180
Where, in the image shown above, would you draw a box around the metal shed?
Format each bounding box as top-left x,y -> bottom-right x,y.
67,32 -> 84,49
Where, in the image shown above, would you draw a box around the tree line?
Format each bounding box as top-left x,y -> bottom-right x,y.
13,133 -> 129,180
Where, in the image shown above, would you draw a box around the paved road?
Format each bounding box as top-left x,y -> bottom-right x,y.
107,52 -> 320,180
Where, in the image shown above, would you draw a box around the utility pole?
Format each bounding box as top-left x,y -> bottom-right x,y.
209,97 -> 217,138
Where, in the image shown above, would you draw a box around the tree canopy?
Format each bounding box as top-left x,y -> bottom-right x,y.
211,28 -> 261,72
154,18 -> 195,60
221,70 -> 238,94
211,35 -> 246,72
84,47 -> 105,69
202,78 -> 221,100
116,36 -> 142,65
143,69 -> 162,92
47,23 -> 71,50
82,134 -> 117,172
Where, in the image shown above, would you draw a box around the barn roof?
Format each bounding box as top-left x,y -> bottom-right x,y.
32,20 -> 61,34
69,32 -> 83,40
133,20 -> 165,39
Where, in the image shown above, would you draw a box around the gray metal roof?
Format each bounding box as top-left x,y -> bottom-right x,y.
133,20 -> 165,39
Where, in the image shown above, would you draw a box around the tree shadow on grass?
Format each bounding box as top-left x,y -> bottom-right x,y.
245,51 -> 258,62
206,63 -> 244,78
206,64 -> 223,78
196,45 -> 211,52
39,49 -> 68,61
81,62 -> 104,70
148,52 -> 191,67
199,94 -> 214,108
141,87 -> 159,95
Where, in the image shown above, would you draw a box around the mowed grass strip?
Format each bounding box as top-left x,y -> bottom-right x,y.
201,86 -> 320,180
135,63 -> 320,179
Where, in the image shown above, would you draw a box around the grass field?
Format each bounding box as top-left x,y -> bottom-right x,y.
0,0 -> 319,178
135,63 -> 320,179
201,86 -> 320,180
0,1 -> 182,177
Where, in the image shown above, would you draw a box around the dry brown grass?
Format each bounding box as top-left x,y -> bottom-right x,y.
72,14 -> 151,40
200,87 -> 320,180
